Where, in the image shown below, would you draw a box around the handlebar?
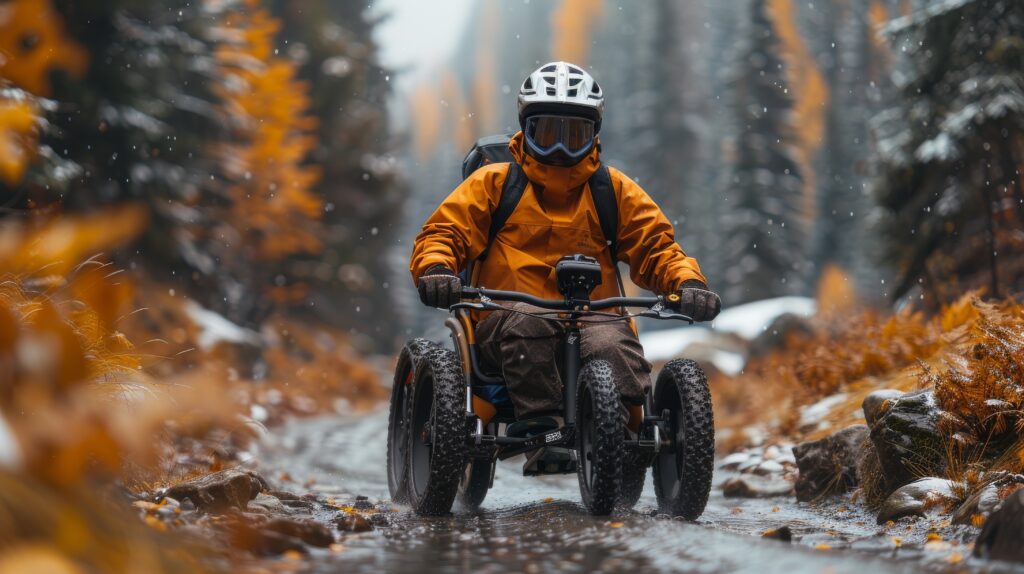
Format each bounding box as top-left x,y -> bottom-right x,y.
457,286 -> 694,323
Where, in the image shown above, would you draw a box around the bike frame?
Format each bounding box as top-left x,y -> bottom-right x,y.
446,286 -> 690,461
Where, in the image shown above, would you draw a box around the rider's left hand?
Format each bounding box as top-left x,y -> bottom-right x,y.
674,280 -> 721,322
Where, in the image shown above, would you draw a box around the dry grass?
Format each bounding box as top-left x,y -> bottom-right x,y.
0,207 -> 383,571
714,267 -> 1024,511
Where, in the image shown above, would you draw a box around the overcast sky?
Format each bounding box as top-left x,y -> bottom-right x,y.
371,0 -> 475,95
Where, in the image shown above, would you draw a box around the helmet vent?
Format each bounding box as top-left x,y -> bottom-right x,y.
546,87 -> 557,96
568,66 -> 583,74
567,88 -> 578,97
541,65 -> 557,72
524,78 -> 533,90
569,77 -> 581,86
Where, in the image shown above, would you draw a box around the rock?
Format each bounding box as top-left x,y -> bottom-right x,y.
748,313 -> 814,358
263,517 -> 334,548
248,493 -> 288,515
792,425 -> 868,502
761,525 -> 793,542
335,512 -> 373,532
722,475 -> 794,498
876,477 -> 960,524
974,490 -> 1024,563
953,473 -> 1024,525
866,389 -> 945,495
719,452 -> 750,471
165,468 -> 268,513
861,389 -> 903,427
754,460 -> 785,476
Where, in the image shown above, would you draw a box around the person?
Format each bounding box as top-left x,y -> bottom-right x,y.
409,61 -> 720,429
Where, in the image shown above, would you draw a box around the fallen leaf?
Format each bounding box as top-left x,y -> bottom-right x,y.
607,521 -> 624,528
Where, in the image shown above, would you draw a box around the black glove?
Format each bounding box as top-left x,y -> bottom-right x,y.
417,266 -> 462,309
674,280 -> 722,322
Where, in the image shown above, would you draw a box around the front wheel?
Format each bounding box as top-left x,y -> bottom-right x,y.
652,359 -> 714,520
576,360 -> 624,516
407,346 -> 467,516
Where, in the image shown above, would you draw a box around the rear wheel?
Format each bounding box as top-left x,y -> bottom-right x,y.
457,456 -> 493,511
407,346 -> 467,516
652,359 -> 714,520
387,340 -> 432,503
576,360 -> 624,516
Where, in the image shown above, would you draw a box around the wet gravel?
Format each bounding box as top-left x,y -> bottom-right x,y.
254,410 -> 1024,574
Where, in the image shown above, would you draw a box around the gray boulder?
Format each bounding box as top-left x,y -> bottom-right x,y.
792,425 -> 868,502
974,489 -> 1024,563
166,468 -> 268,513
875,477 -> 960,524
865,389 -> 945,495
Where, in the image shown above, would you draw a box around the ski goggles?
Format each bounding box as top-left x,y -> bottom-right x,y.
523,115 -> 596,161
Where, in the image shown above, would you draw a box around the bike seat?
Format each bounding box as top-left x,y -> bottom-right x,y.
506,416 -> 561,438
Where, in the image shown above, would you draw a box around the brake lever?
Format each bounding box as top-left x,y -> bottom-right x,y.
450,302 -> 488,311
637,309 -> 694,323
639,300 -> 695,323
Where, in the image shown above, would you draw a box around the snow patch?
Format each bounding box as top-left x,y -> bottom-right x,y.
640,296 -> 816,372
799,393 -> 850,428
184,301 -> 261,350
711,296 -> 816,339
0,413 -> 21,469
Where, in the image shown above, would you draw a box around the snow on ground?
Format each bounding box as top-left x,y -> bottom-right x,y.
184,301 -> 262,350
639,296 -> 816,374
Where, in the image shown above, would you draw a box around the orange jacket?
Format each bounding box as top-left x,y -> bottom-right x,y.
410,132 -> 706,302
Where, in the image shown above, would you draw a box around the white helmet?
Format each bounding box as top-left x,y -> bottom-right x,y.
517,61 -> 604,132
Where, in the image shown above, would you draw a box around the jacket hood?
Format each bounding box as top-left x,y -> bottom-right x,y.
508,131 -> 601,194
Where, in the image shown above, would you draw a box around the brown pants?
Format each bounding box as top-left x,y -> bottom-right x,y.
476,303 -> 652,419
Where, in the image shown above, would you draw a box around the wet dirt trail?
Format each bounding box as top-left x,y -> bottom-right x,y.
255,410 -> 1011,574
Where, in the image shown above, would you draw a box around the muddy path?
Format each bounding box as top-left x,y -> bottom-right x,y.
254,410 -> 1016,574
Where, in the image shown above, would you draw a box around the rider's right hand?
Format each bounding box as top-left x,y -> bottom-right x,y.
417,266 -> 462,309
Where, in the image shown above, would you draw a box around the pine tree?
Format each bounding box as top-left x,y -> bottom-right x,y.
721,0 -> 806,304
872,0 -> 1024,306
268,0 -> 406,345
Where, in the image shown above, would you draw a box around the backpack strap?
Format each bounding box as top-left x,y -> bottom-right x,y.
587,165 -> 626,296
588,165 -> 618,262
479,162 -> 529,261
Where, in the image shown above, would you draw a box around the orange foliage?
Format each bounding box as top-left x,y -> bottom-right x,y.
212,0 -> 322,261
816,264 -> 858,320
0,97 -> 37,185
0,208 -> 240,488
551,0 -> 605,65
0,203 -> 148,277
410,82 -> 442,160
440,69 -> 473,153
0,0 -> 88,96
471,0 -> 500,136
767,0 -> 829,222
714,291 -> 1024,454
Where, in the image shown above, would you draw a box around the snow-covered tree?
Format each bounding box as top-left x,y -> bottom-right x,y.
871,0 -> 1024,306
721,0 -> 806,304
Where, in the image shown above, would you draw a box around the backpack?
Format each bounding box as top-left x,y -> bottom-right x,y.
461,134 -> 621,279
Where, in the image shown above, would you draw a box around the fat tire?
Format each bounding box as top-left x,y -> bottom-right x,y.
576,360 -> 624,516
652,359 -> 714,520
617,450 -> 648,510
406,345 -> 467,516
457,458 -> 492,511
387,339 -> 433,503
